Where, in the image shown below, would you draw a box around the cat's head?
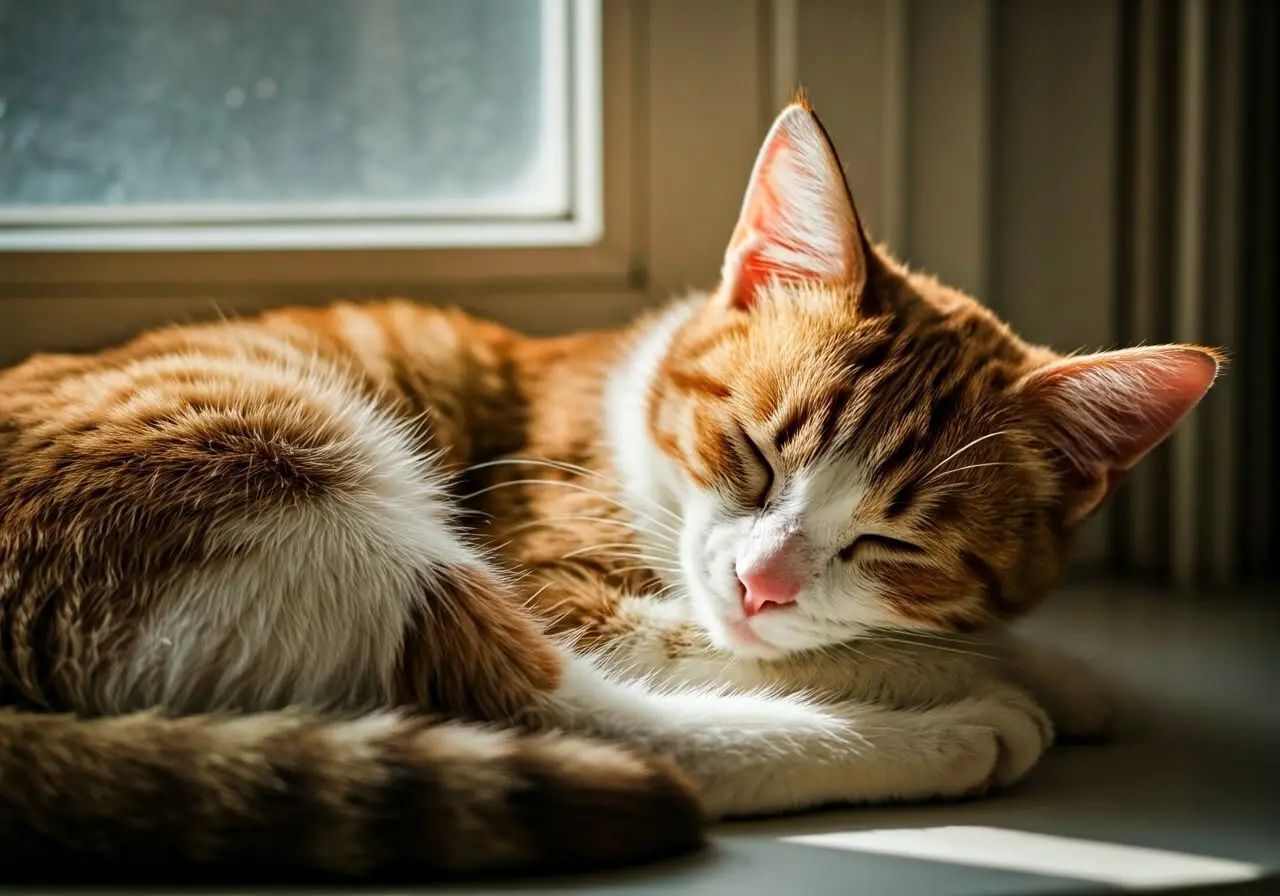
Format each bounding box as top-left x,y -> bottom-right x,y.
645,99 -> 1219,659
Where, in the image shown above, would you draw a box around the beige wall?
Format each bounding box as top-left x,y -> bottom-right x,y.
797,0 -> 1125,569
2,0 -> 1270,580
795,0 -> 1270,582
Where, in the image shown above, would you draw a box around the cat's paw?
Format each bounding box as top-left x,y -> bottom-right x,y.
946,686 -> 1055,793
818,687 -> 1054,805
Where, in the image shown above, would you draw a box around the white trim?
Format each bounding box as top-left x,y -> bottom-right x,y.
570,0 -> 605,244
0,198 -> 567,228
520,0 -> 573,219
0,0 -> 603,253
0,219 -> 602,254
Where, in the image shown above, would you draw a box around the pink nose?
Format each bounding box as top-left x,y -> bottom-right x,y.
739,533 -> 809,617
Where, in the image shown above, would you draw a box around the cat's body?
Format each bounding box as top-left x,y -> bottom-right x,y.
0,102 -> 1216,879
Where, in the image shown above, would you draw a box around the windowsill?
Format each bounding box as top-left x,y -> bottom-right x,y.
456,580 -> 1280,894
0,216 -> 604,253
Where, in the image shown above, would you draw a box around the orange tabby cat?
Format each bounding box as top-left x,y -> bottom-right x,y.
0,100 -> 1218,879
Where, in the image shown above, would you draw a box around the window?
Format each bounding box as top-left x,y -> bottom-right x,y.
0,0 -> 764,365
0,0 -> 601,249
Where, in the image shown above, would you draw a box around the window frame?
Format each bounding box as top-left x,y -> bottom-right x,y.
1,1 -> 786,359
0,0 -> 633,292
0,0 -> 603,254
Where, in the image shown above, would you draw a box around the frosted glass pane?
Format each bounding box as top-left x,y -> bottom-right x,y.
0,0 -> 563,215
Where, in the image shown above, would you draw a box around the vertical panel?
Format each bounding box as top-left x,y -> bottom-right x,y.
880,0 -> 909,251
1110,0 -> 1258,583
1238,0 -> 1277,578
905,0 -> 993,299
1168,0 -> 1210,585
644,0 -> 768,295
794,0 -> 895,240
1199,0 -> 1244,582
990,0 -> 1124,568
990,0 -> 1122,347
768,0 -> 800,111
787,0 -> 1260,581
1117,0 -> 1177,575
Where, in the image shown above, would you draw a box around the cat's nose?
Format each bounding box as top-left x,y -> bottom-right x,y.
738,532 -> 810,617
740,570 -> 800,616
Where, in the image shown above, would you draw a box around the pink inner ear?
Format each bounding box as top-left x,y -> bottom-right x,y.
1023,346 -> 1219,521
720,103 -> 863,310
725,141 -> 809,306
1037,348 -> 1219,470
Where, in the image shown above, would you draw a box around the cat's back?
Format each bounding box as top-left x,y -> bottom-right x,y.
0,300 -> 504,714
0,300 -> 514,480
2,298 -> 487,416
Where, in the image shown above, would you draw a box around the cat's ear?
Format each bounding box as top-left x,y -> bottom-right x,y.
1016,346 -> 1220,524
719,100 -> 868,310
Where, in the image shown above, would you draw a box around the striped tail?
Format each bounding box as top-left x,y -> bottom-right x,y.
0,708 -> 706,881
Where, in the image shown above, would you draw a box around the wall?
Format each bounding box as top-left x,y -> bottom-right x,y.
2,0 -> 1273,580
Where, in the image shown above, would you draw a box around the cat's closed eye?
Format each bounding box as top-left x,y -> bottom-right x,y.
838,534 -> 925,562
740,427 -> 774,507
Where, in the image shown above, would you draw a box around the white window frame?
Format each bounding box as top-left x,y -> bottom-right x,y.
0,0 -> 603,253
1,1 -> 788,362
0,0 -> 602,253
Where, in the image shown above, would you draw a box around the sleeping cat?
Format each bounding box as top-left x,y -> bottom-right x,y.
0,99 -> 1218,879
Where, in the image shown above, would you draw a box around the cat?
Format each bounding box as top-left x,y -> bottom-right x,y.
0,98 -> 1218,880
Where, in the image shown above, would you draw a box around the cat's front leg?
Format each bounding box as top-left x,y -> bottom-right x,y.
541,652 -> 1054,817
827,631 -> 1116,743
703,681 -> 1056,818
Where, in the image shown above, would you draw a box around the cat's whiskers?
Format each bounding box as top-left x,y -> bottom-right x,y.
602,560 -> 684,576
918,481 -> 970,502
504,567 -> 541,588
799,616 -> 996,660
561,542 -> 680,563
563,545 -> 682,567
524,456 -> 684,524
493,514 -> 665,542
463,456 -> 689,565
890,627 -> 992,646
519,582 -> 554,611
926,461 -> 1015,482
485,517 -> 681,569
560,542 -> 680,563
919,430 -> 1008,483
450,505 -> 492,521
608,564 -> 682,578
459,478 -> 683,542
463,457 -> 684,525
540,602 -> 596,643
646,580 -> 687,599
864,632 -> 999,661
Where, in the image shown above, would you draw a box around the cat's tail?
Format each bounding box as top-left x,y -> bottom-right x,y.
0,706 -> 706,881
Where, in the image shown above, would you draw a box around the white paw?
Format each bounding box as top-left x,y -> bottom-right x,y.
808,689 -> 1053,806
944,686 -> 1055,792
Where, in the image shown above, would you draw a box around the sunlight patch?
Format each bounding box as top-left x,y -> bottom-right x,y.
782,826 -> 1265,889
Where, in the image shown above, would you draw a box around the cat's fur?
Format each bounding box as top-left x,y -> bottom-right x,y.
0,100 -> 1218,879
